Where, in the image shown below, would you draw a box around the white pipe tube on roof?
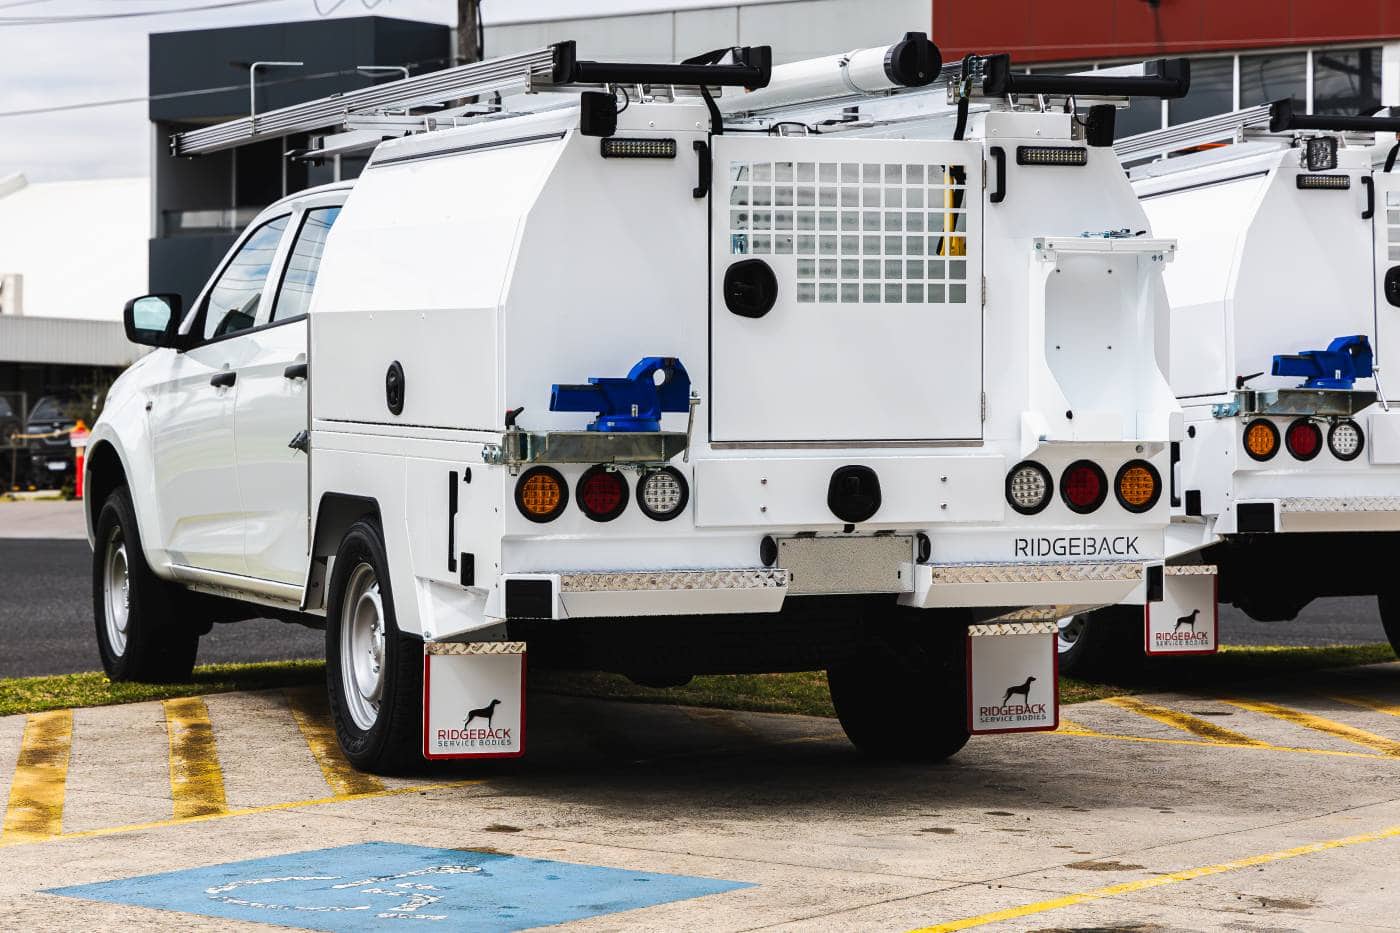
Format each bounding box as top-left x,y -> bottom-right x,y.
718,33 -> 942,117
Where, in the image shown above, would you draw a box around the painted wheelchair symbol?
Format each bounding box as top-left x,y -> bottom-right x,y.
204,863 -> 483,921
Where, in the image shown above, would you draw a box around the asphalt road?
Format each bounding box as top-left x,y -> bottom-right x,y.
1,537 -> 1390,679
1,539 -> 323,678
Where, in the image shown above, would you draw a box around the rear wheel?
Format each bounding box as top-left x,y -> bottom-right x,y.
827,626 -> 969,762
326,519 -> 423,774
1056,606 -> 1143,679
1377,591 -> 1400,657
91,486 -> 198,682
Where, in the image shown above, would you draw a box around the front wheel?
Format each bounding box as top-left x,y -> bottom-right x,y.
91,486 -> 198,682
1377,591 -> 1400,657
1056,606 -> 1144,680
827,635 -> 970,762
326,519 -> 423,774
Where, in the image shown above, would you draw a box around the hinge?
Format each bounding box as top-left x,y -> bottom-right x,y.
981,274 -> 987,308
980,391 -> 987,422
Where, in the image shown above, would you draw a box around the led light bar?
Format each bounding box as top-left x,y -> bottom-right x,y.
600,137 -> 677,159
1017,146 -> 1088,166
1296,174 -> 1350,190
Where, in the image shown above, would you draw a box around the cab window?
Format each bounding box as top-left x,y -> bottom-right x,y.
271,206 -> 341,322
202,215 -> 289,341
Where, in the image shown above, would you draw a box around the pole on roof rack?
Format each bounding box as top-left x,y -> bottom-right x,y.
1270,98 -> 1400,134
553,43 -> 772,89
980,54 -> 1191,100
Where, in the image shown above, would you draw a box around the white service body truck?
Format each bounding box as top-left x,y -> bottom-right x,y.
1059,100 -> 1400,673
87,39 -> 1186,772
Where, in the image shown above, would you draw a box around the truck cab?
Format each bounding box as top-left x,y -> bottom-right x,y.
87,38 -> 1187,772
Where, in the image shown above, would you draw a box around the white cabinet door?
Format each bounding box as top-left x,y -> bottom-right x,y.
236,205 -> 339,584
1375,174 -> 1400,393
711,136 -> 984,444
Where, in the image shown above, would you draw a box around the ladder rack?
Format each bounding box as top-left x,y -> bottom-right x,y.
171,41 -> 772,157
1113,104 -> 1274,164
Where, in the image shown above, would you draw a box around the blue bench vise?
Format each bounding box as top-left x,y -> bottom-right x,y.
1271,335 -> 1374,390
550,357 -> 691,432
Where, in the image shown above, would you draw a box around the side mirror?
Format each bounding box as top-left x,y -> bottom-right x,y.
123,294 -> 182,347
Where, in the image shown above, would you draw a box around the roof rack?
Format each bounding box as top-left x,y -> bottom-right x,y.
1113,103 -> 1274,164
171,41 -> 772,157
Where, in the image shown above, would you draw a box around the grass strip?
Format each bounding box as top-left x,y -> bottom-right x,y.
0,660 -> 323,717
0,644 -> 1391,719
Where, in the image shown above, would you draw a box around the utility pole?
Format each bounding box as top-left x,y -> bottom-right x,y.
457,0 -> 482,66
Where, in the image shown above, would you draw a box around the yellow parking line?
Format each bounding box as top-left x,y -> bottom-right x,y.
164,697 -> 227,818
285,688 -> 385,797
1328,693 -> 1400,718
1224,697 -> 1400,757
1106,696 -> 1265,746
0,710 -> 72,844
1046,727 -> 1389,760
1,779 -> 485,848
910,820 -> 1400,932
1052,717 -> 1098,736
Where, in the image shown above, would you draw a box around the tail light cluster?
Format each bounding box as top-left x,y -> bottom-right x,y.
1006,459 -> 1161,516
515,465 -> 689,523
1244,418 -> 1363,463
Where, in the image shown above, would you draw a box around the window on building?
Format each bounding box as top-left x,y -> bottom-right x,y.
271,207 -> 342,322
1314,47 -> 1383,115
1169,56 -> 1234,125
1240,51 -> 1306,110
202,216 -> 289,341
1116,97 -> 1164,138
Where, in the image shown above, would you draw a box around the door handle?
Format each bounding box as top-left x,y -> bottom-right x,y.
209,370 -> 236,388
283,361 -> 308,380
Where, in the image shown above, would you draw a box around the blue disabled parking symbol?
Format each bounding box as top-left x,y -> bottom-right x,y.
49,841 -> 752,931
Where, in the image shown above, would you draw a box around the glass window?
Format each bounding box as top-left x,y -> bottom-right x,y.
1115,96 -> 1164,139
271,206 -> 341,322
202,216 -> 289,341
1313,47 -> 1383,116
1240,51 -> 1306,110
1169,56 -> 1234,124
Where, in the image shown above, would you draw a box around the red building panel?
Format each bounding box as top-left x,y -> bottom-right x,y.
933,0 -> 1400,64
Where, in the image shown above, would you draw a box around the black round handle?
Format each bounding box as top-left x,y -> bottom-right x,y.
724,259 -> 779,318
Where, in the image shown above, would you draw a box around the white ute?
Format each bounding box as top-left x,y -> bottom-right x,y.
1059,100 -> 1400,674
87,37 -> 1187,772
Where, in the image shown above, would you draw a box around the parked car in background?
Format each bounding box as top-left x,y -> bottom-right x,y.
24,395 -> 76,489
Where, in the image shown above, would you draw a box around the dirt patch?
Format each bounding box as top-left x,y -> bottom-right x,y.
1255,895 -> 1313,910
920,827 -> 956,835
482,823 -> 523,833
1066,859 -> 1146,872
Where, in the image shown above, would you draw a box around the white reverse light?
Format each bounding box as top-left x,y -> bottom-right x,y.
1006,461 -> 1052,515
638,468 -> 688,520
1328,420 -> 1364,461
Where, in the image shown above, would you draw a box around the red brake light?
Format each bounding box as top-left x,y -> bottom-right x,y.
1285,419 -> 1322,461
577,465 -> 629,522
1060,461 -> 1107,513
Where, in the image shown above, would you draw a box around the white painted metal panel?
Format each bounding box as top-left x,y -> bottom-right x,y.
1374,173 -> 1400,389
711,135 -> 983,443
693,454 -> 1004,527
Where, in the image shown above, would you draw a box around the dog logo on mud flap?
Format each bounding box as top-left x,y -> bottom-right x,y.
979,673 -> 1048,725
434,699 -> 513,750
1152,603 -> 1211,651
465,698 -> 501,730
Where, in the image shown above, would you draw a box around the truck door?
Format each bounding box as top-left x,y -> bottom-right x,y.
710,136 -> 983,444
1374,171 -> 1400,392
235,204 -> 340,584
150,214 -> 291,575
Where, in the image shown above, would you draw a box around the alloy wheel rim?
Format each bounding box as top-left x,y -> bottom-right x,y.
340,562 -> 386,731
1056,614 -> 1085,655
103,530 -> 130,657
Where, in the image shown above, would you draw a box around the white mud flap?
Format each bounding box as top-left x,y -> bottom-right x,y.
967,622 -> 1058,735
1145,566 -> 1218,656
423,641 -> 526,760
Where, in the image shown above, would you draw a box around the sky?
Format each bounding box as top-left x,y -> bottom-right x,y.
0,0 -> 757,182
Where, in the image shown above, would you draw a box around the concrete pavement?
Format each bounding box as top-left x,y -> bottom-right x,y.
4,665 -> 1400,930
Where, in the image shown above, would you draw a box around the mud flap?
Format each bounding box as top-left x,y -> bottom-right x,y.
1145,567 -> 1218,656
967,622 -> 1058,734
422,642 -> 526,759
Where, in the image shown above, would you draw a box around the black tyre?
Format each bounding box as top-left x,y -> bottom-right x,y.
1056,605 -> 1144,680
325,518 -> 423,774
1377,591 -> 1400,657
827,629 -> 970,762
92,485 -> 198,682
